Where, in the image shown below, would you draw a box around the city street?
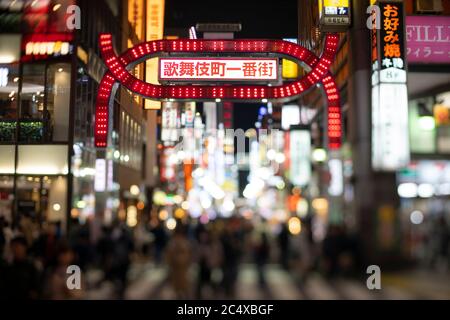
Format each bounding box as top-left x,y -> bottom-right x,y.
85,262 -> 450,300
0,0 -> 449,303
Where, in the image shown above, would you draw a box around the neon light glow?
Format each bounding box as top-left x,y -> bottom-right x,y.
95,34 -> 341,149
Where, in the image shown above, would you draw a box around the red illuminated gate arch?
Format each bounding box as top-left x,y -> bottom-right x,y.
95,34 -> 342,150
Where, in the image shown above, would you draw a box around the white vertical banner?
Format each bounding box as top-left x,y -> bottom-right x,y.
184,102 -> 196,128
161,102 -> 179,143
282,105 -> 300,130
372,83 -> 410,171
204,102 -> 217,131
328,158 -> 344,197
182,102 -> 196,161
289,129 -> 311,187
95,159 -> 106,192
0,68 -> 8,87
371,0 -> 410,172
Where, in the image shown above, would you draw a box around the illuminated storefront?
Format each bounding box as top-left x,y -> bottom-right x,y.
305,0 -> 450,260
398,11 -> 450,261
0,1 -> 74,227
0,0 -> 125,229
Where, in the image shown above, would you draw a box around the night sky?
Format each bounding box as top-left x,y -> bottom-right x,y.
165,0 -> 298,39
165,0 -> 298,130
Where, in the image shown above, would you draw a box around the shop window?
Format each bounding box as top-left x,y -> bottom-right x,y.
0,35 -> 21,63
16,175 -> 67,224
15,175 -> 41,220
20,64 -> 45,119
0,63 -> 19,142
409,98 -> 437,154
435,92 -> 450,154
19,64 -> 45,142
19,62 -> 71,143
17,145 -> 68,175
0,64 -> 19,118
409,93 -> 450,155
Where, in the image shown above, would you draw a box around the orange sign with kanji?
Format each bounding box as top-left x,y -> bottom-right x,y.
383,4 -> 401,58
159,58 -> 278,82
372,0 -> 407,85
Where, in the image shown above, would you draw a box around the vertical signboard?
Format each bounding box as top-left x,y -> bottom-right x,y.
160,147 -> 176,182
145,0 -> 165,110
282,105 -> 301,131
318,0 -> 351,32
328,158 -> 344,196
371,1 -> 410,171
161,102 -> 179,143
222,102 -> 234,130
95,159 -> 106,192
183,102 -> 196,162
184,102 -> 196,128
0,68 -> 8,87
128,0 -> 145,41
289,127 -> 311,187
379,2 -> 406,84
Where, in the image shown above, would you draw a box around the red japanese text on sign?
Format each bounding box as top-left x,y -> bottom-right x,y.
159,58 -> 278,82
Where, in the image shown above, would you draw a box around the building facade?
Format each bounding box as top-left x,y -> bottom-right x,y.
297,0 -> 450,264
0,0 -> 159,233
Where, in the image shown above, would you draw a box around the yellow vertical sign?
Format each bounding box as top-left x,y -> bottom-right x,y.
145,0 -> 165,110
128,0 -> 145,42
128,0 -> 145,105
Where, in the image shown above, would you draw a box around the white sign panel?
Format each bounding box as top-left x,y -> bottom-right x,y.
95,159 -> 106,192
282,105 -> 301,130
107,159 -> 114,192
289,130 -> 311,187
0,68 -> 8,87
380,60 -> 407,83
159,58 -> 278,82
372,83 -> 410,171
161,102 -> 179,142
328,159 -> 343,197
184,102 -> 196,127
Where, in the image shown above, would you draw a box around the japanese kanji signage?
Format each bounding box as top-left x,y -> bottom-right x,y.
184,102 -> 196,128
406,16 -> 450,64
159,58 -> 278,82
372,1 -> 407,84
289,127 -> 311,187
161,102 -> 179,143
95,34 -> 341,149
371,1 -> 410,172
145,0 -> 165,110
318,0 -> 351,32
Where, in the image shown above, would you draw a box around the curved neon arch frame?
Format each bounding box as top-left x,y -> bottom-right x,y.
95,34 -> 342,150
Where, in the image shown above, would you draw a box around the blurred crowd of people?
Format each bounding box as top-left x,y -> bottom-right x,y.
0,214 -> 135,300
148,216 -> 366,299
5,210 -> 446,300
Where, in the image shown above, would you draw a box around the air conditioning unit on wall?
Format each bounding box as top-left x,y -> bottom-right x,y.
416,0 -> 444,13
